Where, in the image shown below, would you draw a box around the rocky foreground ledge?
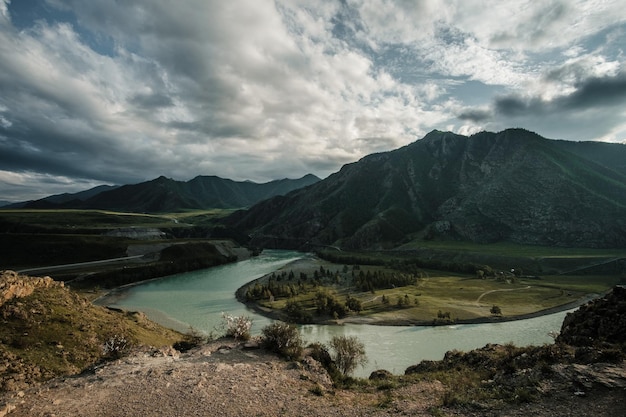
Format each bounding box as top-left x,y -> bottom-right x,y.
2,338 -> 625,417
1,270 -> 625,417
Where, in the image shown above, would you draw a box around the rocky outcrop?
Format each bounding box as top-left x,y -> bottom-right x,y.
404,287 -> 626,408
0,271 -> 62,308
557,286 -> 626,349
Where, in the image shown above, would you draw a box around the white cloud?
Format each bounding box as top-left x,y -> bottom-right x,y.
450,0 -> 626,52
0,169 -> 108,201
0,0 -> 625,200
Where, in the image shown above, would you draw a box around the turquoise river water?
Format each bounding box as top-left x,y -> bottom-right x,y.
98,250 -> 572,377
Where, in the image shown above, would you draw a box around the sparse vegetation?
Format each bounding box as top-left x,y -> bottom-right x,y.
220,313 -> 252,341
329,335 -> 368,376
261,322 -> 303,360
173,327 -> 206,352
101,334 -> 129,359
0,271 -> 183,392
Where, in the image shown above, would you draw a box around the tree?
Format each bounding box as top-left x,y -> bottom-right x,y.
315,289 -> 347,318
490,305 -> 502,316
345,295 -> 362,313
329,335 -> 367,376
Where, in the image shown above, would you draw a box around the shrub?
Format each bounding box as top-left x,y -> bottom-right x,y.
101,334 -> 129,359
221,313 -> 252,341
261,322 -> 303,360
173,327 -> 206,352
329,335 -> 367,376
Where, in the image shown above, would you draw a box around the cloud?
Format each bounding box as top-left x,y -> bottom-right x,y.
457,108 -> 492,123
494,71 -> 626,114
1,0 -> 626,201
0,169 -> 108,202
562,73 -> 626,109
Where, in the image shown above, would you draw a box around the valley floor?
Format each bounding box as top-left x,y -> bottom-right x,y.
239,257 -> 608,326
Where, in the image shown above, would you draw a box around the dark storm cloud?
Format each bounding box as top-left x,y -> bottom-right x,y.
494,96 -> 535,116
0,124 -> 143,186
563,73 -> 626,109
495,72 -> 626,117
457,109 -> 492,122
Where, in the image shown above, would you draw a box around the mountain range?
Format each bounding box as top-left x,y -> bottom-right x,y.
226,129 -> 626,249
10,174 -> 321,212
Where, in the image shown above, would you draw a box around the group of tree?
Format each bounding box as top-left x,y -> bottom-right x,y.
317,249 -> 496,276
437,310 -> 451,320
243,279 -> 304,301
380,293 -> 417,308
353,269 -> 419,292
315,288 -> 348,318
284,299 -> 314,323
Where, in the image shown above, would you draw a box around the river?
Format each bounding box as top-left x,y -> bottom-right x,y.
98,250 -> 572,377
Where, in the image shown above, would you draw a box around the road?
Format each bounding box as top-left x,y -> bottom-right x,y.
475,285 -> 531,305
16,255 -> 144,275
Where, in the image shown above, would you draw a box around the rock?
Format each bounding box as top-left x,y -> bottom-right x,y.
243,340 -> 261,350
369,369 -> 393,380
153,346 -> 179,358
557,286 -> 626,348
572,363 -> 626,389
0,402 -> 16,417
301,356 -> 332,387
0,270 -> 63,308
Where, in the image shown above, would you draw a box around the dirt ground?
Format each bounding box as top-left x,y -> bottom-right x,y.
2,340 -> 624,417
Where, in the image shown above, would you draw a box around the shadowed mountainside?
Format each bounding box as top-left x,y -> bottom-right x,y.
227,129 -> 626,250
17,174 -> 320,213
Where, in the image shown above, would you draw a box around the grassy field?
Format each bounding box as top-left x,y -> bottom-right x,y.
0,208 -> 234,231
0,208 -> 237,269
399,239 -> 625,258
241,256 -> 623,325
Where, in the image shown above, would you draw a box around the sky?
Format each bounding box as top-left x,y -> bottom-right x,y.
1,0 -> 626,202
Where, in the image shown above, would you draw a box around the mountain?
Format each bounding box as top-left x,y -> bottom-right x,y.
23,174 -> 320,213
227,129 -> 626,250
13,185 -> 121,209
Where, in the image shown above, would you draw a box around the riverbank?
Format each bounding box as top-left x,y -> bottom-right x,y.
236,256 -> 605,327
